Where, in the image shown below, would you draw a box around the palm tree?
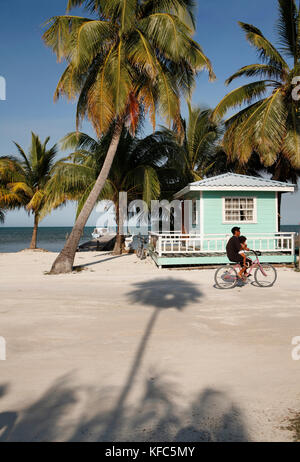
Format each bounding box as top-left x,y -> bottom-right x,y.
0,166 -> 31,227
43,0 -> 214,273
0,133 -> 59,249
146,104 -> 262,199
211,0 -> 300,229
212,0 -> 300,173
0,164 -> 30,221
0,185 -> 24,224
157,104 -> 223,196
46,126 -> 162,254
0,184 -> 20,224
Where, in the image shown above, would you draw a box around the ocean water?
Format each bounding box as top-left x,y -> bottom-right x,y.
0,225 -> 299,253
0,227 -> 96,253
281,225 -> 300,233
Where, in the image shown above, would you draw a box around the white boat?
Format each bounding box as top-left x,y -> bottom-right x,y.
91,228 -> 109,239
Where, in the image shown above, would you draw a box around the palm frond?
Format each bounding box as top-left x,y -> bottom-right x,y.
46,162 -> 95,201
225,91 -> 287,166
7,182 -> 33,197
43,16 -> 92,63
86,48 -> 116,135
226,64 -> 284,85
0,187 -> 27,207
239,21 -> 288,69
156,63 -> 180,128
277,0 -> 298,59
76,182 -> 96,218
186,105 -> 219,167
212,81 -> 269,121
54,64 -> 83,101
282,103 -> 300,167
128,30 -> 158,79
60,132 -> 100,152
13,142 -> 31,172
26,190 -> 46,212
66,0 -> 102,14
71,20 -> 117,72
141,0 -> 196,30
142,166 -> 161,205
0,157 -> 27,182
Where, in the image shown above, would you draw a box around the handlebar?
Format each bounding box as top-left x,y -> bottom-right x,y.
249,249 -> 262,257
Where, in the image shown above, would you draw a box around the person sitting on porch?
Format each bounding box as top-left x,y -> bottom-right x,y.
226,227 -> 251,280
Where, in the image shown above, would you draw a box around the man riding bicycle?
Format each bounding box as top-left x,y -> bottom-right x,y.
226,227 -> 252,280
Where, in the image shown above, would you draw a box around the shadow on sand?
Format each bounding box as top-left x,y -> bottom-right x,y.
0,278 -> 249,442
0,377 -> 250,442
75,253 -> 132,269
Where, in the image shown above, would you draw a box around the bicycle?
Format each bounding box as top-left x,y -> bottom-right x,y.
136,234 -> 149,260
214,250 -> 277,289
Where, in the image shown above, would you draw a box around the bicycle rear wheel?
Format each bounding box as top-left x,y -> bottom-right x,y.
215,266 -> 238,289
140,247 -> 146,260
254,264 -> 277,287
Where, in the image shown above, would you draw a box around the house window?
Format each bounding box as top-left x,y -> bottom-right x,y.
223,197 -> 256,223
192,199 -> 198,225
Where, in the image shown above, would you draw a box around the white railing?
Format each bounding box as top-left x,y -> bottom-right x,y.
149,232 -> 296,257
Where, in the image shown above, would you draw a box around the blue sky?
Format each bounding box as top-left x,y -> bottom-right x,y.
0,0 -> 299,226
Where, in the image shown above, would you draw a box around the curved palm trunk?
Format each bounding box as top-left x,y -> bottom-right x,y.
29,213 -> 39,249
50,122 -> 123,274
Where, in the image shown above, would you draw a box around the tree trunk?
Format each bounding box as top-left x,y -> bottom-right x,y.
50,122 -> 123,274
113,201 -> 125,255
30,213 -> 39,249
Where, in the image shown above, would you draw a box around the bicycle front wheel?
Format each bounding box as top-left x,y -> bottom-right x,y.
254,263 -> 277,287
214,265 -> 238,289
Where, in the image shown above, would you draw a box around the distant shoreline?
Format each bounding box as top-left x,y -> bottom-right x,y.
1,225 -> 299,255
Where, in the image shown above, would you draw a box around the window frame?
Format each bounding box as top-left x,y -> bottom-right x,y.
222,196 -> 257,224
192,198 -> 199,226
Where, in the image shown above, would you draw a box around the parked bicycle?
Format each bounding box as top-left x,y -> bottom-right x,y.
136,234 -> 149,260
214,250 -> 277,289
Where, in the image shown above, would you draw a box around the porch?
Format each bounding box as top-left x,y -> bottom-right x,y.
149,232 -> 297,268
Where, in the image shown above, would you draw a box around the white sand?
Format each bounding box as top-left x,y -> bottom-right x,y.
0,250 -> 299,442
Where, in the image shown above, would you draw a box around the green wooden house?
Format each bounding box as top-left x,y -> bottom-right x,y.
150,173 -> 296,268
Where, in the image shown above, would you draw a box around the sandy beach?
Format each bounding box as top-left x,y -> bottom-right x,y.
0,250 -> 300,442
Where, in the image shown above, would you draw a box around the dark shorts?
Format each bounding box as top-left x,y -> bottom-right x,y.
230,255 -> 252,267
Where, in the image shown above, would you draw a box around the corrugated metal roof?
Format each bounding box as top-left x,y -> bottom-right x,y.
190,173 -> 295,188
173,173 -> 296,198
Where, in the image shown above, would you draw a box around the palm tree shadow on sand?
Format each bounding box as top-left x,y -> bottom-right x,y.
0,278 -> 250,441
98,278 -> 203,440
0,376 -> 250,442
0,384 -> 18,441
